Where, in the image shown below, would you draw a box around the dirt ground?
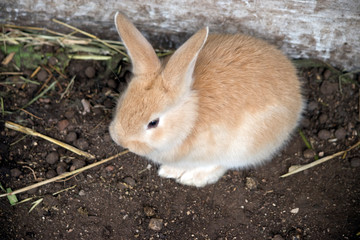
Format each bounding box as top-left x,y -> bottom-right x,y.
0,40 -> 359,240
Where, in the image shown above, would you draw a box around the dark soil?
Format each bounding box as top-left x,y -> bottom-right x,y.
0,43 -> 359,240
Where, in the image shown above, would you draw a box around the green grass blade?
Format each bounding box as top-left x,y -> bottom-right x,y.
6,188 -> 18,205
0,183 -> 5,192
20,80 -> 57,110
29,198 -> 43,213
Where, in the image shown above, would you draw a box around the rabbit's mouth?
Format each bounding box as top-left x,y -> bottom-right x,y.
124,140 -> 152,157
109,121 -> 153,156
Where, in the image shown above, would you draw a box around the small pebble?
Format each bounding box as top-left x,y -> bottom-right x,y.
319,114 -> 328,124
320,81 -> 338,95
46,169 -> 57,179
64,110 -> 75,119
290,208 -> 299,214
124,177 -> 136,187
105,165 -> 115,172
103,98 -> 114,109
48,56 -> 58,65
144,206 -> 156,217
75,138 -> 89,150
245,177 -> 258,190
318,129 -> 331,140
303,149 -> 316,159
350,158 -> 360,168
71,159 -> 85,170
93,107 -> 103,115
334,127 -> 347,140
56,163 -> 67,175
148,218 -> 163,231
66,132 -> 77,142
272,235 -> 284,240
300,118 -> 310,128
57,119 -> 70,131
37,69 -> 48,81
81,99 -> 91,114
79,190 -> 86,196
307,101 -> 318,111
107,79 -> 117,89
46,152 -> 59,164
323,69 -> 332,80
85,66 -> 96,78
10,168 -> 22,177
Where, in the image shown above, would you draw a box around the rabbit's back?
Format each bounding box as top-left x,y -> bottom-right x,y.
189,34 -> 304,162
193,34 -> 302,123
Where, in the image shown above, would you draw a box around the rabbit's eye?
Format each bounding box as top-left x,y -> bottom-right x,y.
147,118 -> 159,129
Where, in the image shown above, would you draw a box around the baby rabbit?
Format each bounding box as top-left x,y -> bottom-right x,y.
109,12 -> 304,187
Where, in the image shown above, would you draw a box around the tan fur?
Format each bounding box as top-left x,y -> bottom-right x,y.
109,13 -> 304,187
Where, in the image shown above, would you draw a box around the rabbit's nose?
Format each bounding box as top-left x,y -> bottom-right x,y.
109,122 -> 125,146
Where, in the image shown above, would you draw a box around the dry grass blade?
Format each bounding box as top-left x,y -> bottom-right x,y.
281,140 -> 360,178
0,97 -> 4,117
3,24 -> 46,32
20,109 -> 42,120
5,121 -> 95,159
60,75 -> 75,100
1,23 -> 169,63
1,24 -> 126,56
68,55 -> 112,60
1,52 -> 16,65
0,150 -> 129,198
52,185 -> 77,196
30,66 -> 41,78
52,18 -> 128,57
48,64 -> 67,79
0,72 -> 23,75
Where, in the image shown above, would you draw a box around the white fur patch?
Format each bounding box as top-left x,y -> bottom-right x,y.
148,104 -> 300,171
158,164 -> 226,187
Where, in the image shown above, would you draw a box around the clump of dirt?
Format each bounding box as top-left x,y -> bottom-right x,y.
0,39 -> 359,239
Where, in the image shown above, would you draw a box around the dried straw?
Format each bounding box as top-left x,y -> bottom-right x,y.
281,140 -> 360,178
0,150 -> 129,198
5,121 -> 95,159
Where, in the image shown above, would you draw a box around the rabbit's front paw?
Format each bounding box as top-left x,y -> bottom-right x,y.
158,165 -> 226,187
158,165 -> 185,179
177,166 -> 226,187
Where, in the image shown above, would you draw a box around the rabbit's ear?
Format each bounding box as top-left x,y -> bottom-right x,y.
115,12 -> 161,75
163,27 -> 209,94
